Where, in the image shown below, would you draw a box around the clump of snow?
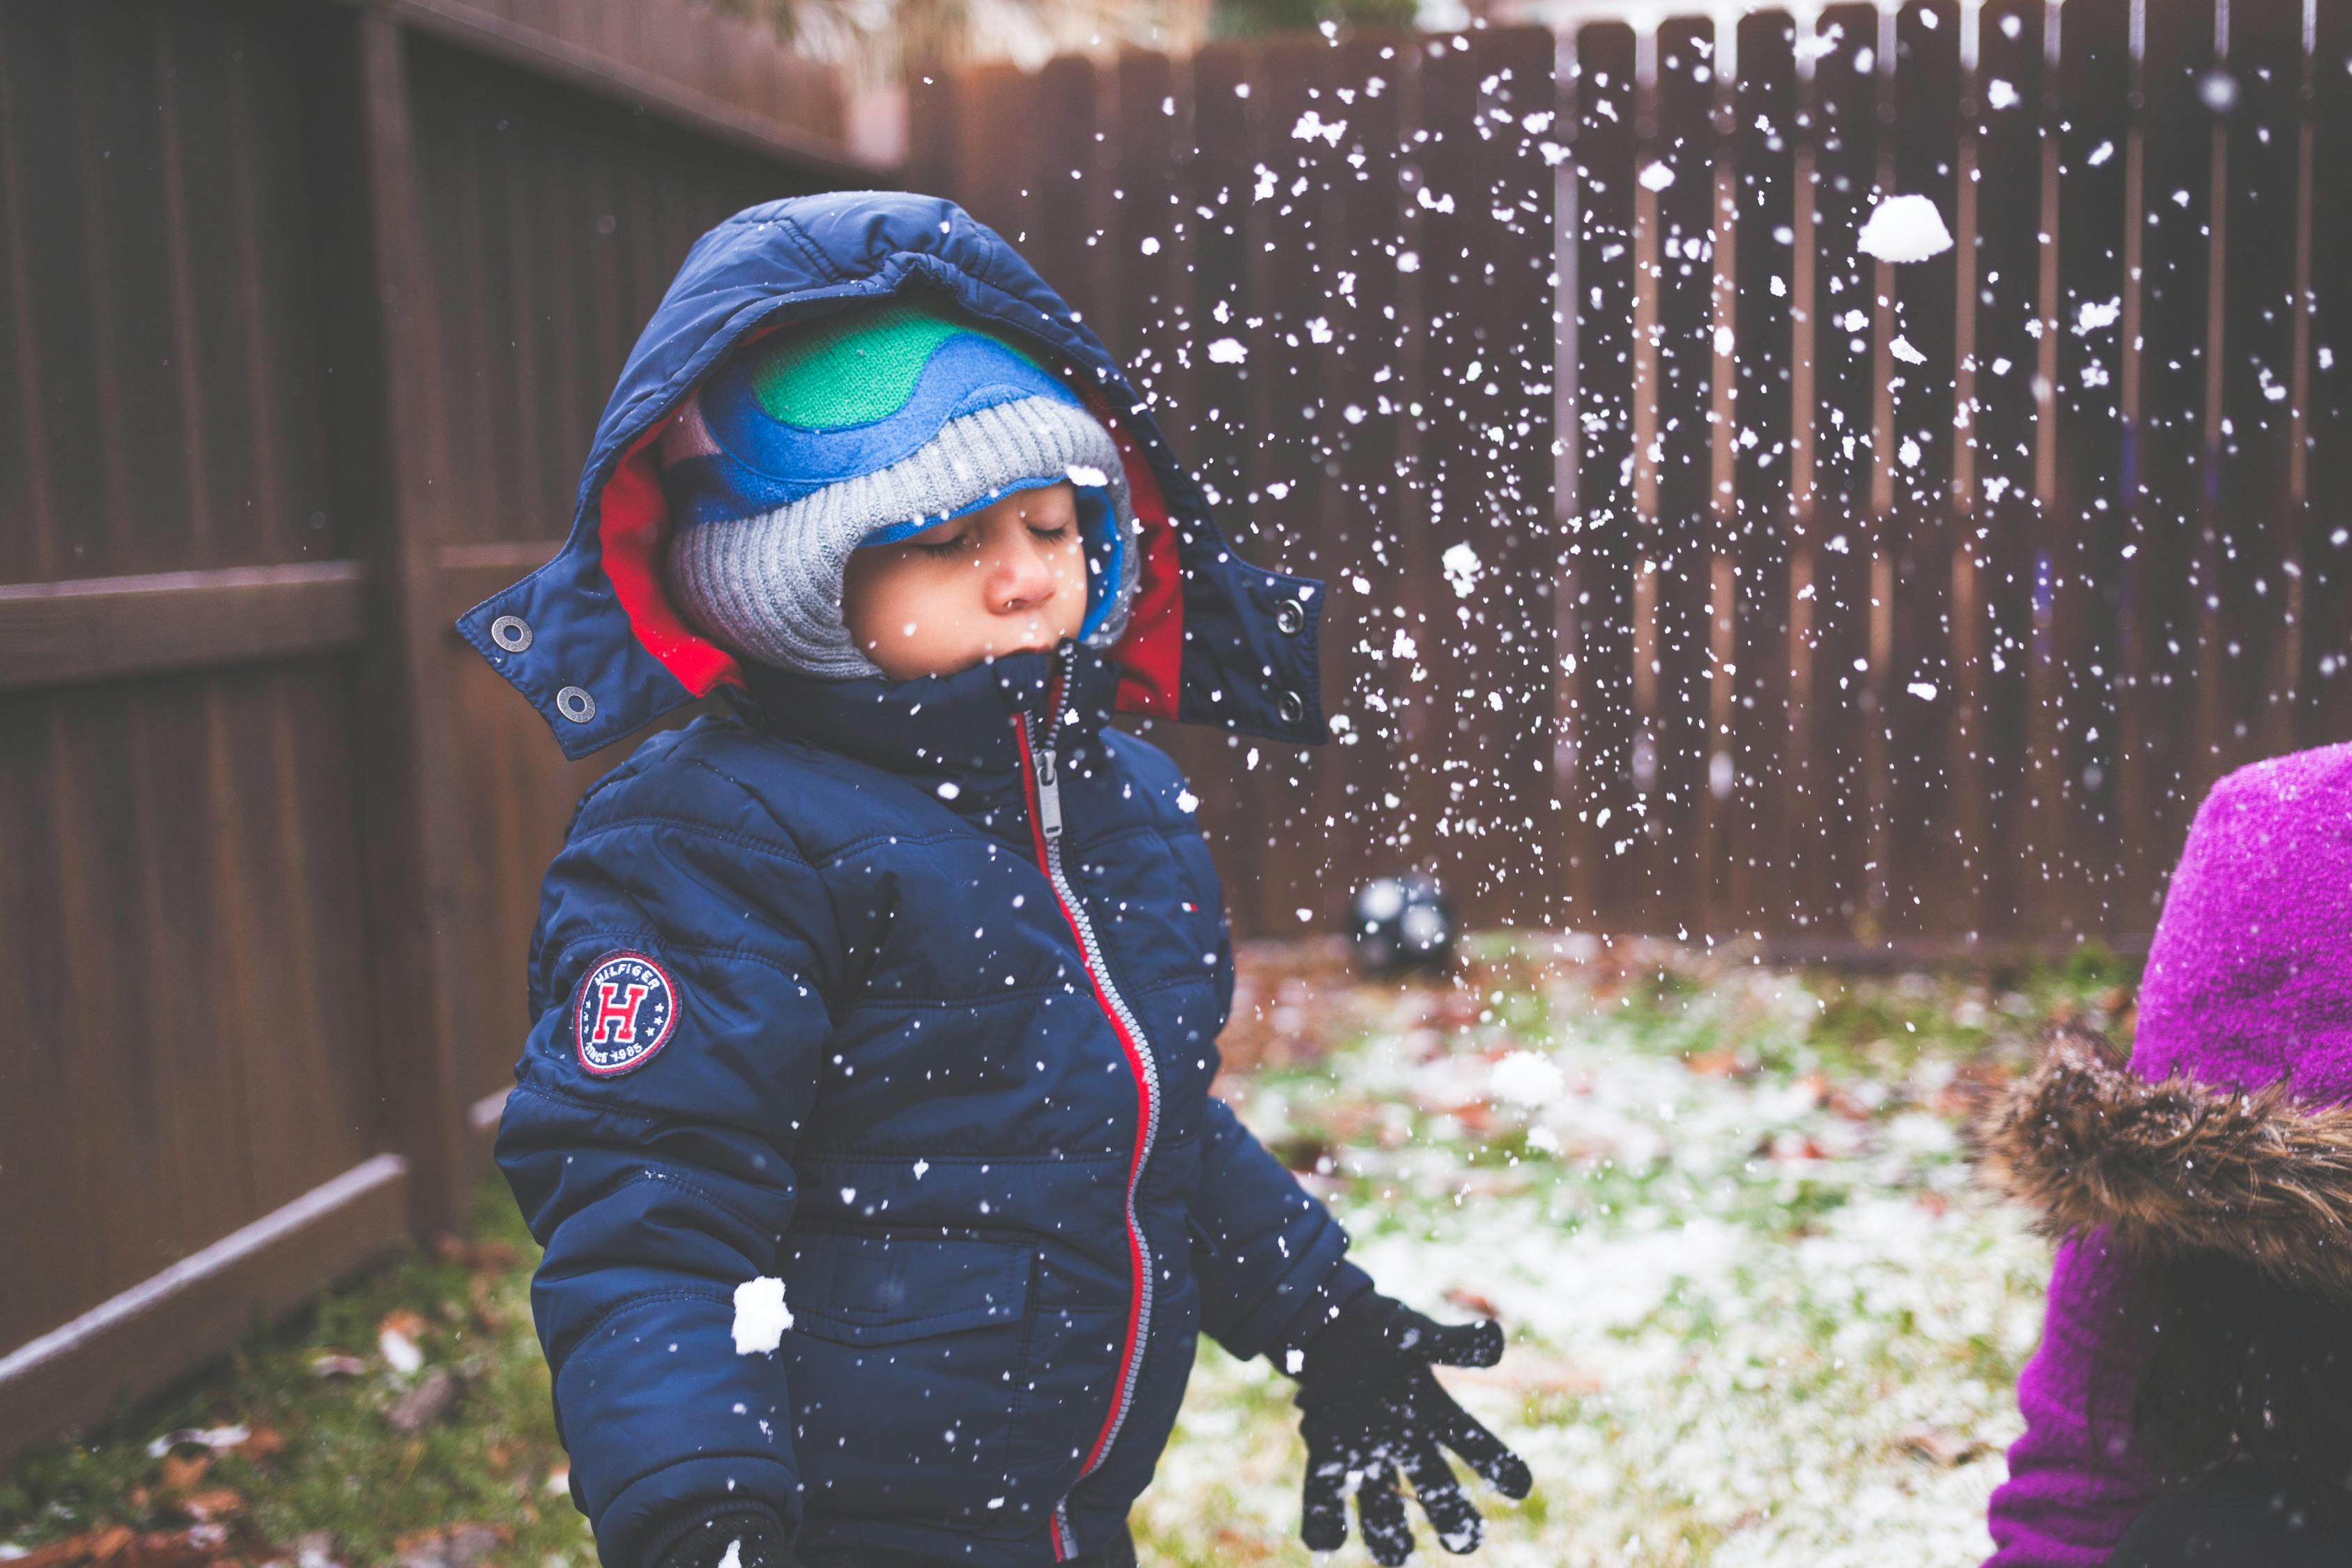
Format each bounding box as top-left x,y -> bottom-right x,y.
733,1276 -> 793,1355
1065,462 -> 1110,487
1441,542 -> 1485,599
1206,337 -> 1247,364
2075,298 -> 2121,335
378,1326 -> 424,1375
1857,195 -> 1953,263
1488,1050 -> 1567,1107
1890,335 -> 1927,366
1291,109 -> 1347,146
715,1539 -> 743,1568
1638,162 -> 1676,192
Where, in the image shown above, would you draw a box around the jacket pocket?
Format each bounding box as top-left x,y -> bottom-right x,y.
778,1229 -> 1040,1530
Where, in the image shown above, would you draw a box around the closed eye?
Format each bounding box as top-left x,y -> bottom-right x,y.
913,527 -> 979,558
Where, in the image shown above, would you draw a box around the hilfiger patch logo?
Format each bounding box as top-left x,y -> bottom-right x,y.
572,951 -> 680,1077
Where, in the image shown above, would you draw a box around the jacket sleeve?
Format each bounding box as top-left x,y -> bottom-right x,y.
496,792 -> 838,1568
1181,881 -> 1368,1360
1984,1233 -> 2160,1567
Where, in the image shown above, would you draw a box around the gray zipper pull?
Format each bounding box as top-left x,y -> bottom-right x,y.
1035,745 -> 1063,840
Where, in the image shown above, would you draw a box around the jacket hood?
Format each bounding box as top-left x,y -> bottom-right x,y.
455,190 -> 1328,760
1974,1027 -> 2352,1298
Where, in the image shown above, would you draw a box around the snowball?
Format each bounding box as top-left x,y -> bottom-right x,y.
1441,542 -> 1484,598
1985,78 -> 2020,111
1206,337 -> 1247,364
1489,1050 -> 1568,1107
733,1276 -> 793,1355
1856,195 -> 1953,263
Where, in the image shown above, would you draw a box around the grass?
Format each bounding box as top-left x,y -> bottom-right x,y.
1,937 -> 2135,1568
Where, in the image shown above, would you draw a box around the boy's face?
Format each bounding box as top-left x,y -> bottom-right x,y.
842,481 -> 1089,680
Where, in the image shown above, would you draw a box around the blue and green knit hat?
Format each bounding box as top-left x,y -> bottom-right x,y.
657,299 -> 1139,679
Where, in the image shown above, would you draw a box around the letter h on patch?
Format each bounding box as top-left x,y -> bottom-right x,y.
573,951 -> 680,1076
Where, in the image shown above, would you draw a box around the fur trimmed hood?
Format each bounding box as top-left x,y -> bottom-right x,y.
1975,1027 -> 2352,1296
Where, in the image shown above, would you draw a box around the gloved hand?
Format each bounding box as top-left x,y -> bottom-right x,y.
647,1506 -> 789,1568
1289,1290 -> 1532,1563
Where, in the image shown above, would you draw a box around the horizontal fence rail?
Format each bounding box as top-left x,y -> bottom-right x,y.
914,0 -> 2352,946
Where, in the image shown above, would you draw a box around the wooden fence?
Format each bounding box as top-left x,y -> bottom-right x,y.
909,0 -> 2352,948
0,0 -> 871,1459
8,0 -> 2352,1469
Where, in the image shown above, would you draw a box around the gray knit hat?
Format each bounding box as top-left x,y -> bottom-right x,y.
656,300 -> 1140,679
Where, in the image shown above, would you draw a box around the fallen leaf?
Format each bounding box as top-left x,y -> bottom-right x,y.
1442,1287 -> 1503,1320
387,1369 -> 461,1433
157,1454 -> 210,1496
390,1525 -> 507,1568
173,1492 -> 243,1524
230,1429 -> 284,1464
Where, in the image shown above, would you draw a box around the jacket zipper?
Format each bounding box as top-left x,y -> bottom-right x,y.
1013,656 -> 1162,1561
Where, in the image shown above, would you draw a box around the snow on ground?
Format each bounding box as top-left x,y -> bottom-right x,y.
1135,939 -> 2111,1567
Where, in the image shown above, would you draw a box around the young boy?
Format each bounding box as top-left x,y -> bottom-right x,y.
459,192 -> 1528,1568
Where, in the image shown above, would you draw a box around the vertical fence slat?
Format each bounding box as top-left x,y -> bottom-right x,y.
2122,0 -> 2220,923
2043,0 -> 2130,938
1965,0 -> 2047,936
2207,0 -> 2306,781
1639,16 -> 1718,935
1884,0 -> 1962,939
1794,3 -> 1881,942
1727,11 -> 1797,937
2305,0 -> 2352,747
1565,21 -> 1639,930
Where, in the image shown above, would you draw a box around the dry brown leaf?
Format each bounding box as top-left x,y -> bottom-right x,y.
376,1309 -> 426,1340
229,1429 -> 284,1463
1442,1287 -> 1503,1320
157,1454 -> 210,1496
390,1524 -> 509,1568
387,1369 -> 462,1433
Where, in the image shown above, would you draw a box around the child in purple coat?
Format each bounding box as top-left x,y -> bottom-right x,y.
1977,741 -> 2352,1566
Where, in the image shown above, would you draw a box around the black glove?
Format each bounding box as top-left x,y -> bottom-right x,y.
1289,1291 -> 1532,1565
646,1506 -> 790,1568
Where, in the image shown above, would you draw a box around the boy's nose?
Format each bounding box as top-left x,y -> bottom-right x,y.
988,533 -> 1059,613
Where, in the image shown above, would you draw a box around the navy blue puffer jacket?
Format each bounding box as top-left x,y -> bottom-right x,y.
460,193 -> 1365,1567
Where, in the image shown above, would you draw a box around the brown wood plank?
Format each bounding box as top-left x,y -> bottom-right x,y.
1638,15 -> 1719,935
1178,40 -> 1274,934
1882,0 -> 1962,939
1245,33 -> 1342,929
2204,0 -> 2306,778
0,561 -> 367,690
1965,0 -> 2047,938
1794,3 -> 1881,943
1565,21 -> 1640,929
1300,35 -> 1415,928
1727,10 -> 1798,937
2119,0 -> 2220,922
2304,0 -> 2352,747
2043,0 -> 2129,939
0,1155 -> 409,1468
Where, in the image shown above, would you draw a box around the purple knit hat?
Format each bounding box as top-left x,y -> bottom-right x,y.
1978,740 -> 2352,1293
2129,740 -> 2352,1102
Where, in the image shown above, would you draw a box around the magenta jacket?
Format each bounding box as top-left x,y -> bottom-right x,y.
1982,741 -> 2352,1567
